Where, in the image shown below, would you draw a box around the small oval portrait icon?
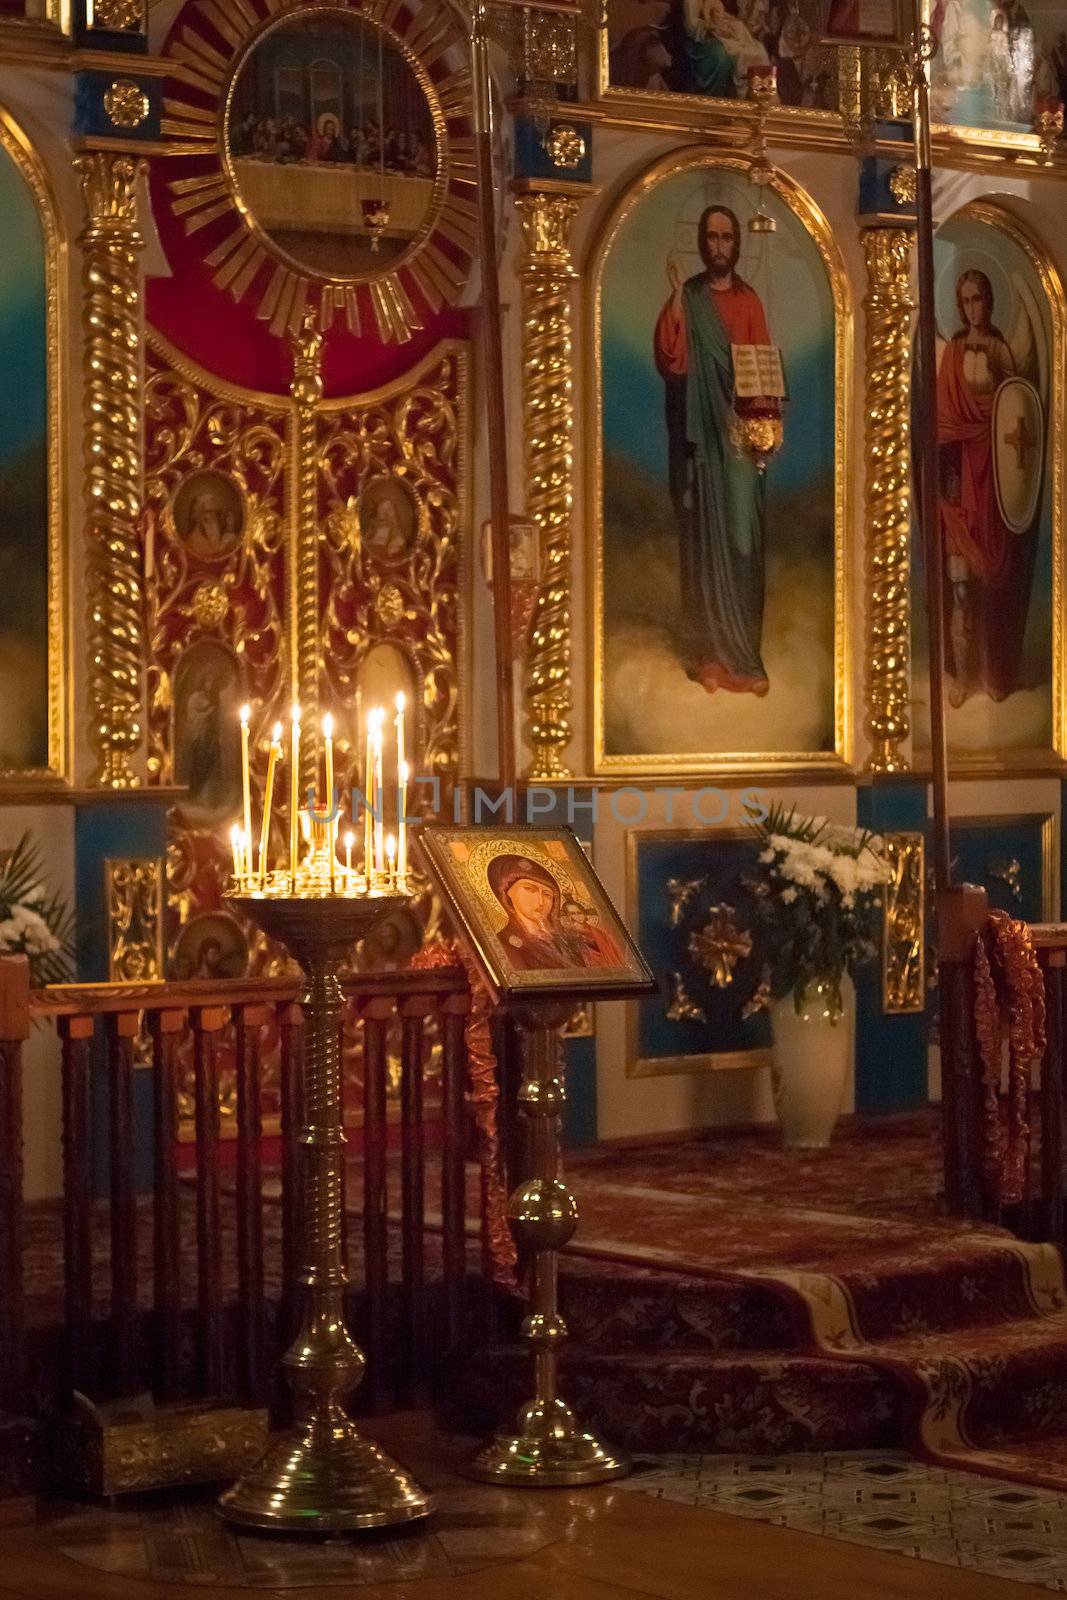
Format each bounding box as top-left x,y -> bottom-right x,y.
172,470 -> 246,561
359,476 -> 419,562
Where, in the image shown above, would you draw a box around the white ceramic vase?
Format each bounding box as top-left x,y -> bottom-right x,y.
769,975 -> 855,1150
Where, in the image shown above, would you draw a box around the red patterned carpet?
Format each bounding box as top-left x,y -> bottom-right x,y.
528,1114 -> 1067,1492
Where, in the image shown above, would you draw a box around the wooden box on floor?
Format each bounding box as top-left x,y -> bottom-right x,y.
50,1394 -> 269,1497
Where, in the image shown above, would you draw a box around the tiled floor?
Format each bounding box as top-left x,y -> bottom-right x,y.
622,1451 -> 1067,1592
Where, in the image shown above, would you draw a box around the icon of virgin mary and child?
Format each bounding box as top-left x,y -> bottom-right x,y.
487,854 -> 623,973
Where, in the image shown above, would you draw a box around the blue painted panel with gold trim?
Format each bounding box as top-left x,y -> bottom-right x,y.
631,832 -> 771,1068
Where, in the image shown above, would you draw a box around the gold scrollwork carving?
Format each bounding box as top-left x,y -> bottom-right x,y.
862,226 -> 914,774
689,904 -> 752,988
103,80 -> 150,130
106,857 -> 163,981
78,152 -> 147,789
882,832 -> 926,1014
515,189 -> 583,780
665,972 -> 706,1024
144,332 -> 288,918
317,345 -> 467,803
87,0 -> 144,29
888,164 -> 917,205
666,874 -> 706,927
544,124 -> 585,170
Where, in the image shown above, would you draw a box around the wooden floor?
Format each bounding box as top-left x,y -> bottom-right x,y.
0,1417 -> 1033,1600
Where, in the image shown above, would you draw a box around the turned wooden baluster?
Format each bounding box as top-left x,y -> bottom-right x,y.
399,992 -> 431,1402
279,999 -> 304,1348
440,991 -> 470,1356
107,1011 -> 139,1394
361,996 -> 392,1412
191,1005 -> 226,1395
235,1003 -> 268,1404
59,1013 -> 94,1400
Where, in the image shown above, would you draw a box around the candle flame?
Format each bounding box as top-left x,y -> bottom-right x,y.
395,691 -> 405,713
399,760 -> 409,782
230,823 -> 240,842
291,704 -> 301,724
386,833 -> 396,860
240,704 -> 250,725
344,830 -> 355,848
323,712 -> 334,738
272,721 -> 283,743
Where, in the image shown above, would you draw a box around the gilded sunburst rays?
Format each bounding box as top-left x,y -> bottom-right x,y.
158,0 -> 475,343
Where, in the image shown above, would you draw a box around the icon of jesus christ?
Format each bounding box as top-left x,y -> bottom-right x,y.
654,204 -> 781,696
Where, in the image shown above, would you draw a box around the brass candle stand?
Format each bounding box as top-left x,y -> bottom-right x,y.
467,1000 -> 630,1487
217,872 -> 432,1533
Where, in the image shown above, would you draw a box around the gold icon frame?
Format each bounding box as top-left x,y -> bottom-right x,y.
586,145 -> 853,778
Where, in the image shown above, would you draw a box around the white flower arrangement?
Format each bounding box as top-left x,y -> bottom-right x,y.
750,805 -> 891,1015
0,834 -> 74,987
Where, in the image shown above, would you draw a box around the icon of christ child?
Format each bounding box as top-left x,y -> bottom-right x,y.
654,203 -> 781,697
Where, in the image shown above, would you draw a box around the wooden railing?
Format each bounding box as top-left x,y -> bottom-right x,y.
0,956 -> 480,1464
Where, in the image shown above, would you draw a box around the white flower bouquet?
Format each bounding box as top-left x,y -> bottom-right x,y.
750,804 -> 890,1017
0,832 -> 74,987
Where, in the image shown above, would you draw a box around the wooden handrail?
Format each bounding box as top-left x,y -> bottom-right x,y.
27,965 -> 468,1019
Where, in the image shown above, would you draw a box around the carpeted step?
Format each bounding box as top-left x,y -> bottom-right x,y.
447,1343 -> 906,1455
558,1261 -> 798,1353
869,1313 -> 1067,1449
800,1238 -> 1059,1340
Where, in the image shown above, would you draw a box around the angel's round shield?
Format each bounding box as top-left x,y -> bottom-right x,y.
993,376 -> 1044,535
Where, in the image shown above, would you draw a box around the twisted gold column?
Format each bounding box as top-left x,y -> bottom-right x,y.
516,191 -> 582,781
78,153 -> 147,788
468,1004 -> 628,1485
290,313 -> 324,792
862,226 -> 915,773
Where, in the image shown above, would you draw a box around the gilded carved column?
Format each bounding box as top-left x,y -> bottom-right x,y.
290,311 -> 324,791
77,153 -> 147,788
862,226 -> 915,773
515,188 -> 581,781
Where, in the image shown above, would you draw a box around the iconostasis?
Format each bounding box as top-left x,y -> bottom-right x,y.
0,0 -> 1066,1144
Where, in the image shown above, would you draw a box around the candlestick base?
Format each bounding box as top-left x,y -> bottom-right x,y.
466,1398 -> 630,1487
217,1422 -> 433,1532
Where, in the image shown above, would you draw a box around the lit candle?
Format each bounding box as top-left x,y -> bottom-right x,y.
289,704 -> 301,883
398,759 -> 409,884
363,707 -> 375,881
323,711 -> 335,891
394,691 -> 406,782
385,831 -> 396,885
322,711 -> 334,816
230,823 -> 243,882
344,829 -> 354,875
259,721 -> 282,881
373,711 -> 385,877
240,705 -> 253,877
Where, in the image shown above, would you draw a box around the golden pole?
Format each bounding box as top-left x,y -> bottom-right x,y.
471,0 -> 518,786
910,1 -> 951,894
